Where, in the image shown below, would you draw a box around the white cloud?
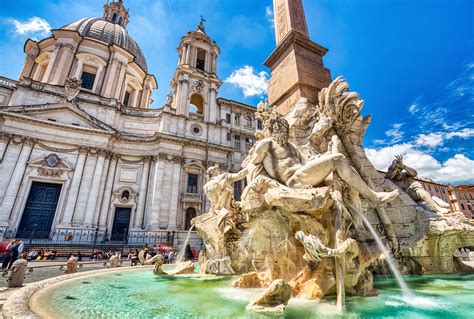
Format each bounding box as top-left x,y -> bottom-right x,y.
265,6 -> 274,27
365,144 -> 474,184
416,128 -> 474,148
408,103 -> 419,114
8,17 -> 51,38
385,123 -> 404,143
225,65 -> 268,97
416,132 -> 444,148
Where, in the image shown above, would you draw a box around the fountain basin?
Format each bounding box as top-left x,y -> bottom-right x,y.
6,268 -> 474,318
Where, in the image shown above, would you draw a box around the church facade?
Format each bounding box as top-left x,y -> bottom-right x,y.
0,1 -> 259,247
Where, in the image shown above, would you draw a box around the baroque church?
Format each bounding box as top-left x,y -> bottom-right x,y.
0,0 -> 260,247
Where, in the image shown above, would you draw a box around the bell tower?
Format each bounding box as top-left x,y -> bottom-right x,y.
170,19 -> 221,123
103,0 -> 129,27
264,0 -> 332,115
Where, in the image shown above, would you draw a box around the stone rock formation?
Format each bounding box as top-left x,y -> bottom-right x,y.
153,256 -> 166,275
64,256 -> 78,274
165,261 -> 195,275
144,254 -> 163,265
108,254 -> 121,268
3,259 -> 30,288
247,279 -> 292,313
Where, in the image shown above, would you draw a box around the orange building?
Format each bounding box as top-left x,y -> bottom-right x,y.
417,179 -> 474,219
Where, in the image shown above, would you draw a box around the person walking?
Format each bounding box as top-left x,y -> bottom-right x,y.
1,240 -> 14,269
7,240 -> 19,269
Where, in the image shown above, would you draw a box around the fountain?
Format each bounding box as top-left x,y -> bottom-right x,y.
191,76 -> 474,314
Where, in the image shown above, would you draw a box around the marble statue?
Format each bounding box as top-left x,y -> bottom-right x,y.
248,114 -> 399,205
386,155 -> 451,214
295,231 -> 359,263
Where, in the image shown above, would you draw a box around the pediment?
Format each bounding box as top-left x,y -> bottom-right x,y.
1,103 -> 112,131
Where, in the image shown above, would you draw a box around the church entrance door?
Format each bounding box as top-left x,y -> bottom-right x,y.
111,207 -> 131,241
16,182 -> 62,239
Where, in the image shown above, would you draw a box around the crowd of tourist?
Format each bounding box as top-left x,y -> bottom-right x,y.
1,239 -> 25,270
27,249 -> 58,261
90,249 -> 116,261
1,239 -> 199,270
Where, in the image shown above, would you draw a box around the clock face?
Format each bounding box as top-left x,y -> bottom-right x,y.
45,154 -> 60,167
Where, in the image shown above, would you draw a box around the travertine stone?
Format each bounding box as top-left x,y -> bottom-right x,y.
247,279 -> 292,313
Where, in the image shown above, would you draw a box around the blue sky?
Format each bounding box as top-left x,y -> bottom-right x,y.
0,0 -> 473,184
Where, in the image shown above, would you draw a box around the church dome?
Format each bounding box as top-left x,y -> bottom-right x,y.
61,17 -> 148,72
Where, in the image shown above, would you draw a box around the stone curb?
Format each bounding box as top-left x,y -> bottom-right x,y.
2,265 -> 152,319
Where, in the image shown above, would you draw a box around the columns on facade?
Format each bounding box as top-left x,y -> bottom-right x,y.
186,44 -> 192,65
98,153 -> 119,228
211,53 -> 216,74
167,162 -> 182,230
43,45 -> 60,83
205,51 -> 211,73
177,78 -> 189,115
208,87 -> 217,123
83,149 -> 107,226
60,147 -> 88,226
0,137 -> 35,225
114,61 -> 128,100
134,156 -> 150,229
20,53 -> 38,80
52,43 -> 75,85
146,156 -> 159,228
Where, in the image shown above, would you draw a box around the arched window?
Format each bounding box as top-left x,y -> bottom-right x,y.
112,13 -> 117,23
120,190 -> 130,202
184,207 -> 196,230
118,16 -> 123,25
196,48 -> 206,71
189,94 -> 204,114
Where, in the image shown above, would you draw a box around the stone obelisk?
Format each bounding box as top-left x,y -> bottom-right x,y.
264,0 -> 332,115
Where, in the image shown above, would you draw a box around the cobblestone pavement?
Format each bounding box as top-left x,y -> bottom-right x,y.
0,259 -> 135,310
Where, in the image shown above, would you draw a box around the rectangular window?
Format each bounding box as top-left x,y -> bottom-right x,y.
434,186 -> 439,192
123,91 -> 131,106
235,115 -> 240,125
257,119 -> 263,130
245,137 -> 253,152
226,113 -> 231,124
187,174 -> 198,193
234,181 -> 242,201
465,193 -> 469,200
442,188 -> 446,194
245,116 -> 253,127
227,132 -> 232,141
234,135 -> 241,150
461,203 -> 465,210
80,71 -> 96,90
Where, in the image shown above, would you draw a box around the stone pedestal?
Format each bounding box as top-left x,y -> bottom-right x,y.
264,30 -> 331,115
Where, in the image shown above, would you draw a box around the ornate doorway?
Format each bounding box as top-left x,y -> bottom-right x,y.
16,182 -> 62,239
184,207 -> 196,230
111,207 -> 131,241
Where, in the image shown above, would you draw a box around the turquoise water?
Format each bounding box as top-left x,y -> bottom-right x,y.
35,270 -> 474,318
